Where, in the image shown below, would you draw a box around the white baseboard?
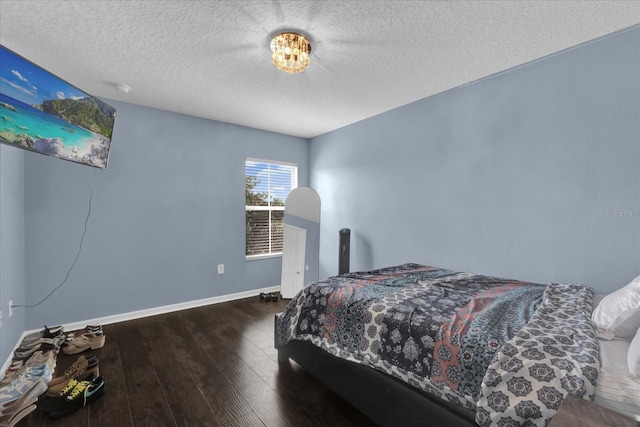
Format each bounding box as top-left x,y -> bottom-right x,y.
2,285 -> 280,376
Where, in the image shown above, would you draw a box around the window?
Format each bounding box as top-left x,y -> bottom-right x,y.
245,158 -> 298,258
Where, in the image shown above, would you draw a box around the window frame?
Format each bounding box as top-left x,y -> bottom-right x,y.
245,157 -> 298,260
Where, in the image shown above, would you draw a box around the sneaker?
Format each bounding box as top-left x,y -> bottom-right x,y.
12,343 -> 56,361
49,376 -> 106,418
14,337 -> 58,352
21,325 -> 64,347
46,355 -> 99,397
39,376 -> 84,414
0,364 -> 51,403
0,366 -> 49,409
1,355 -> 54,387
0,378 -> 45,417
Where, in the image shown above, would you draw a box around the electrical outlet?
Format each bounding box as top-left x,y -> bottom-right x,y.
8,301 -> 12,318
217,264 -> 224,274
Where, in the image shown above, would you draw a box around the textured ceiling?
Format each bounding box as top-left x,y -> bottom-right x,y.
1,1 -> 639,138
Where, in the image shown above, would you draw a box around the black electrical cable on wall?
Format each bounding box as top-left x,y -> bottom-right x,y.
12,168 -> 97,309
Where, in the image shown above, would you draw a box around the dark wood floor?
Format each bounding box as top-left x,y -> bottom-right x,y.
20,296 -> 378,426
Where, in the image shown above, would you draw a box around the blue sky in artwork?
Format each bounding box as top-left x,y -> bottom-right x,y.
0,45 -> 88,105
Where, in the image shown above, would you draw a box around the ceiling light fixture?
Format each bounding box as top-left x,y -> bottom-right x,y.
270,32 -> 311,74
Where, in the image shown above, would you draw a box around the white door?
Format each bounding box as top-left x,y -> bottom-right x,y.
281,224 -> 306,299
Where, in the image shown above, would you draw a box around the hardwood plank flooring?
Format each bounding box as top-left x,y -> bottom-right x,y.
18,296 -> 378,427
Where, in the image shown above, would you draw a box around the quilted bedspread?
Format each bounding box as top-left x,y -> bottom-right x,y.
276,263 -> 598,426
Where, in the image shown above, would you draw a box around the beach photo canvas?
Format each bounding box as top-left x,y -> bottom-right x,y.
0,45 -> 116,169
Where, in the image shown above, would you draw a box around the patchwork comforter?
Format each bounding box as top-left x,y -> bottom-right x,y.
276,263 -> 599,426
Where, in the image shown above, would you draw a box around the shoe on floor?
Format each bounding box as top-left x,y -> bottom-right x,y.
0,364 -> 52,406
40,375 -> 85,414
1,351 -> 55,386
46,356 -> 99,397
0,402 -> 37,427
62,333 -> 106,355
65,324 -> 103,344
48,376 -> 106,418
21,325 -> 64,347
0,374 -> 48,411
0,378 -> 44,417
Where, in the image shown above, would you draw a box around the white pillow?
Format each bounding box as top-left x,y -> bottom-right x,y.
592,275 -> 640,338
629,327 -> 640,377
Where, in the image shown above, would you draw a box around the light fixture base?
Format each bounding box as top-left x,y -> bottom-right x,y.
269,31 -> 312,74
115,83 -> 131,93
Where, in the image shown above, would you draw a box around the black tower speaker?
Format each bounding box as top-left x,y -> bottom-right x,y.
339,228 -> 350,274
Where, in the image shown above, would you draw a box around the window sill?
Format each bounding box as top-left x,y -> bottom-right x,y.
246,253 -> 282,261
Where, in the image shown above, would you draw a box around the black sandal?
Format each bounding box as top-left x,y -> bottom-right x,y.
259,292 -> 279,302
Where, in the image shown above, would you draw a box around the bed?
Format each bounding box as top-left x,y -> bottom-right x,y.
274,263 -> 640,426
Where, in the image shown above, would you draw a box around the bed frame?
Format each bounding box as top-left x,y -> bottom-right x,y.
275,313 -> 478,427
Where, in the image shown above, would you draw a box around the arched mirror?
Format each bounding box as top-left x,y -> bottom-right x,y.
280,187 -> 321,299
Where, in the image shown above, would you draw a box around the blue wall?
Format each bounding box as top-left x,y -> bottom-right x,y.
0,146 -> 26,363
21,102 -> 308,329
311,26 -> 640,294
